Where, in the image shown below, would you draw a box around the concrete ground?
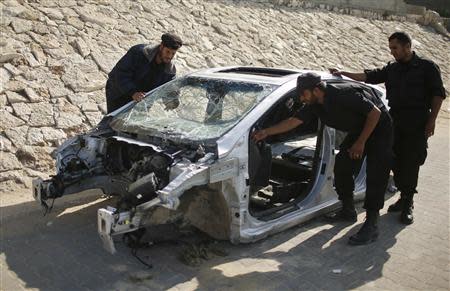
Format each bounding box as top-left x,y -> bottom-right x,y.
1,117 -> 449,291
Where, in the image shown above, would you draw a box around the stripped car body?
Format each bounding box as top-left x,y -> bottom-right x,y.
32,67 -> 387,253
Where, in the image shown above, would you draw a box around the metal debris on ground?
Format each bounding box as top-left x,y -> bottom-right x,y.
179,241 -> 229,267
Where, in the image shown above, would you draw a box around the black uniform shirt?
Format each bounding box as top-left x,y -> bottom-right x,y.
364,52 -> 446,114
295,83 -> 384,134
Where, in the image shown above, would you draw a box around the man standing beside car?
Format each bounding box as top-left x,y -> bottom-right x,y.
253,73 -> 393,245
105,33 -> 183,113
330,31 -> 446,225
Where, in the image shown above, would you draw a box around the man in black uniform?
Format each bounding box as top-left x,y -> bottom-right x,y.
330,31 -> 446,225
253,73 -> 392,245
105,33 -> 183,113
253,73 -> 393,245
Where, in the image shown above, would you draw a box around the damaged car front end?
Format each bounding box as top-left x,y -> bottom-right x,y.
33,72 -> 277,253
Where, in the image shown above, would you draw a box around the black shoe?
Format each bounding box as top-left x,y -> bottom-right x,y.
326,207 -> 357,223
400,199 -> 414,225
348,211 -> 379,245
387,197 -> 403,212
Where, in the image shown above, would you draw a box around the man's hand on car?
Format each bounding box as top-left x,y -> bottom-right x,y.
132,92 -> 145,102
251,129 -> 268,142
329,68 -> 343,77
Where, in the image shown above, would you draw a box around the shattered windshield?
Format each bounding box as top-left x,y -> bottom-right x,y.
110,76 -> 278,141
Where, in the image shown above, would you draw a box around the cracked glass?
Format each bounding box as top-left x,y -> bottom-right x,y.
110,76 -> 278,141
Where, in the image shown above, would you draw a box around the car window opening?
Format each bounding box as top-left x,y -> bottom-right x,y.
248,91 -> 322,219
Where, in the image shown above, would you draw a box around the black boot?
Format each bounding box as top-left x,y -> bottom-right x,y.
400,196 -> 414,225
326,198 -> 357,223
348,210 -> 379,245
387,196 -> 404,212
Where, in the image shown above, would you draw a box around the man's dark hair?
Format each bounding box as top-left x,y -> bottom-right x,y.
297,72 -> 324,95
388,31 -> 411,46
161,33 -> 183,49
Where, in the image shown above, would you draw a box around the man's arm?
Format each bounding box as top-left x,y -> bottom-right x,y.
329,65 -> 389,85
347,107 -> 381,159
425,96 -> 444,137
424,61 -> 446,138
111,45 -> 142,98
252,117 -> 303,142
329,69 -> 367,82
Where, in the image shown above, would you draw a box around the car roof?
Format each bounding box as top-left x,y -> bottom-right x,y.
188,66 -> 337,86
187,66 -> 385,99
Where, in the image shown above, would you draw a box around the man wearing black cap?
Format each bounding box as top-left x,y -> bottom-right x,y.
253,73 -> 393,245
330,31 -> 446,225
105,33 -> 183,113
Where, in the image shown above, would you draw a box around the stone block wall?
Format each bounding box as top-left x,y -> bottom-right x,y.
266,0 -> 448,35
0,0 -> 449,192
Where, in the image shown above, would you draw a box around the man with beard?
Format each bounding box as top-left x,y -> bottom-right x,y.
330,31 -> 446,225
253,73 -> 393,245
105,33 -> 183,113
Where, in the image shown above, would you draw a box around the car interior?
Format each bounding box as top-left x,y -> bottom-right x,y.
248,90 -> 322,220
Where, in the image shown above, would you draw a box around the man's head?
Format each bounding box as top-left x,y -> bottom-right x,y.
158,33 -> 183,64
388,31 -> 412,62
297,72 -> 325,104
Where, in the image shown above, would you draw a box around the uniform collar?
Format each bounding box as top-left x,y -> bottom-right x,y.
410,52 -> 420,67
398,51 -> 419,68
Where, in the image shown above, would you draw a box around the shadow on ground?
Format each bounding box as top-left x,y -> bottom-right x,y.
1,189 -> 405,291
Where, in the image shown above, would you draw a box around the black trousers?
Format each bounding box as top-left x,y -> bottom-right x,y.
392,124 -> 427,196
334,116 -> 393,211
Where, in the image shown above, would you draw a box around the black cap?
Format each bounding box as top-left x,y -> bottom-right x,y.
297,72 -> 322,95
161,33 -> 183,49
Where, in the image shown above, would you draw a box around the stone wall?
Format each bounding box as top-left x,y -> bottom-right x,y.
266,0 -> 449,35
281,0 -> 418,14
405,0 -> 450,17
0,0 -> 449,192
405,0 -> 450,30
